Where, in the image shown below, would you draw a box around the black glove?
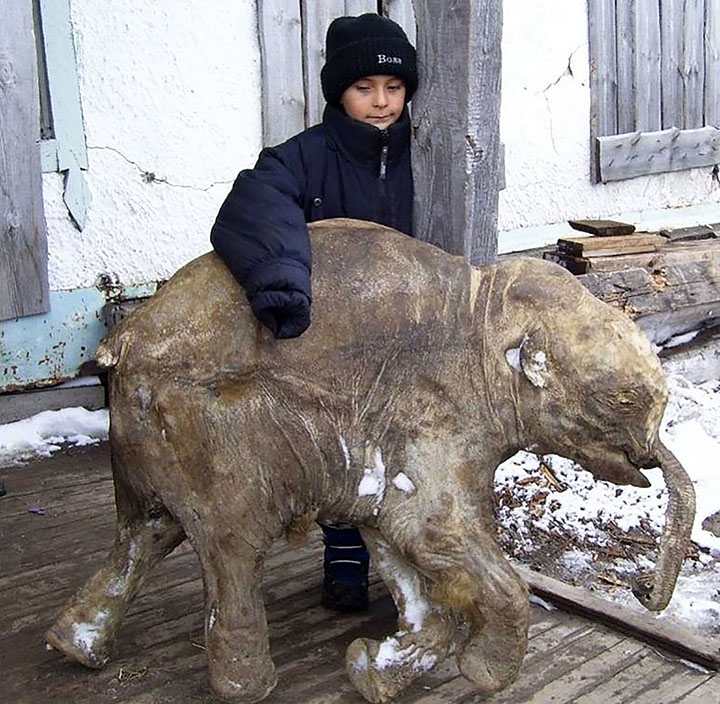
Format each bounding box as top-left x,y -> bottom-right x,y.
250,289 -> 311,339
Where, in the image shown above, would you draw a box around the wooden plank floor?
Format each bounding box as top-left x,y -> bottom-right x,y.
1,444 -> 717,703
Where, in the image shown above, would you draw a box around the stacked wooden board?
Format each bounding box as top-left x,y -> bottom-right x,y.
543,220 -> 719,274
535,219 -> 720,346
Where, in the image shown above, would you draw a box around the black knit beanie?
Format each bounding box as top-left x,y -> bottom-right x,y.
320,13 -> 417,107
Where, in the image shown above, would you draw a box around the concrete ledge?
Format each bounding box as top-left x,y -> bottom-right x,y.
0,381 -> 105,425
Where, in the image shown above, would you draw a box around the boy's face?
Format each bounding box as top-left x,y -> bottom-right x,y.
340,75 -> 406,130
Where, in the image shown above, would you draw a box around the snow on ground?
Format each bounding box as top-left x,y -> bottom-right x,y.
495,373 -> 720,637
0,407 -> 109,468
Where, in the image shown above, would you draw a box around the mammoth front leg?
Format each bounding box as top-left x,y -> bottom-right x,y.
448,537 -> 529,693
45,470 -> 185,668
395,493 -> 530,695
345,528 -> 453,704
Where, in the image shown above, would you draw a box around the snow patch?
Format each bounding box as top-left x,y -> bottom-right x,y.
391,472 -> 415,495
374,637 -> 437,673
375,638 -> 410,669
528,594 -> 556,611
358,447 -> 387,515
72,609 -> 110,653
0,407 -> 109,468
208,606 -> 218,631
505,346 -> 522,371
663,329 -> 700,349
349,648 -> 369,672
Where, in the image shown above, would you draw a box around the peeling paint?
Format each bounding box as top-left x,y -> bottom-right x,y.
0,283 -> 157,392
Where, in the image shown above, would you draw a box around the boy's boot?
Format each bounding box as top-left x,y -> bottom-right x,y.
320,524 -> 369,612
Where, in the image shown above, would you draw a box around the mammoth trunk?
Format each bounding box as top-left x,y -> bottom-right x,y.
632,442 -> 696,612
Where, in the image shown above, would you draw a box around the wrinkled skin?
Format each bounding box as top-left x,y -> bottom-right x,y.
45,220 -> 695,703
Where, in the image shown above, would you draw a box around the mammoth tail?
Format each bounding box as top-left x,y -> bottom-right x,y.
95,327 -> 126,370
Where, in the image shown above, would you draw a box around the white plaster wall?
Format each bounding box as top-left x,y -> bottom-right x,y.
45,0 -> 262,291
498,0 -> 720,247
44,1 -> 720,289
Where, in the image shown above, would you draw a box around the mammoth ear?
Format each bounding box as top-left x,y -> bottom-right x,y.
517,329 -> 551,389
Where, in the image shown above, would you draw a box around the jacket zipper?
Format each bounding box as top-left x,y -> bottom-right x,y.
379,144 -> 388,181
379,132 -> 389,223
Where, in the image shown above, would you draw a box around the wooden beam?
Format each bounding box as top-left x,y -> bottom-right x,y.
410,0 -> 502,266
0,0 -> 50,321
597,125 -> 720,182
578,244 -> 720,344
557,234 -> 666,258
516,566 -> 720,671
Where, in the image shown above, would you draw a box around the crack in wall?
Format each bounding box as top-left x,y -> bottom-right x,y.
542,45 -> 584,94
87,145 -> 233,192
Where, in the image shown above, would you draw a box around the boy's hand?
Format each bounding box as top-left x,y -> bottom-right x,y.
250,289 -> 311,339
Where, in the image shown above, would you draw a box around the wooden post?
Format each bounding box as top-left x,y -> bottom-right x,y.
258,0 -> 305,145
410,0 -> 502,265
0,0 -> 50,321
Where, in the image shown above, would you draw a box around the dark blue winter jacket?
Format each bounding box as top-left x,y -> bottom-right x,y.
210,104 -> 413,339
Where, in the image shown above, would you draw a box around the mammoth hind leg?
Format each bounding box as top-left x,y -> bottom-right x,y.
345,528 -> 453,704
192,531 -> 277,704
45,469 -> 185,668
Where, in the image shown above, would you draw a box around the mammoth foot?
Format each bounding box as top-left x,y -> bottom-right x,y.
208,663 -> 277,704
457,636 -> 525,694
346,633 -> 447,704
45,598 -> 118,669
205,621 -> 277,704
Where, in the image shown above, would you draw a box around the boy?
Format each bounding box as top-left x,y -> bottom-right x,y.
211,13 -> 417,611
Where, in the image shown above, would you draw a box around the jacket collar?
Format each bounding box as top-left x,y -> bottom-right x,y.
322,104 -> 410,168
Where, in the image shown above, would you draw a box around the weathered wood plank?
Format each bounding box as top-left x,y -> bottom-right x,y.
558,234 -> 665,257
382,0 -> 416,46
410,0 -> 502,265
569,219 -> 636,237
548,237 -> 720,276
344,0 -> 377,15
516,566 -> 720,671
676,675 -> 720,701
631,667 -> 715,703
633,0 -> 662,132
661,0 -> 685,129
706,0 -> 720,127
528,639 -> 648,701
598,125 -> 720,181
258,0 -> 306,145
682,0 -> 705,129
0,0 -> 50,321
573,653 -> 671,703
615,0 -> 635,134
301,0 -> 345,126
588,0 -> 618,139
682,0 -> 706,129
